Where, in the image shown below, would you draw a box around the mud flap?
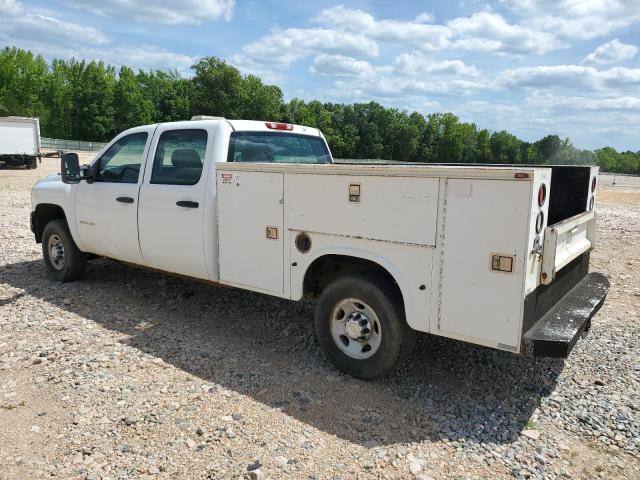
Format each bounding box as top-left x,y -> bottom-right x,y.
522,272 -> 609,358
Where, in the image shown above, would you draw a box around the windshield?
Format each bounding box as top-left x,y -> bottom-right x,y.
227,131 -> 331,164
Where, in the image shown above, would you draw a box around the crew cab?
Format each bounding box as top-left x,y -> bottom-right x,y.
30,117 -> 609,378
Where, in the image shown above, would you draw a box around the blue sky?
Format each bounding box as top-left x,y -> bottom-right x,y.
1,0 -> 639,150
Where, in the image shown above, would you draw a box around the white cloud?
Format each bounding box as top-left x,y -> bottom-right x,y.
0,1 -> 108,52
458,100 -> 522,130
0,1 -> 193,73
309,54 -> 383,77
237,4 -> 576,80
315,5 -> 452,51
526,91 -> 640,112
447,11 -> 559,55
233,27 -> 378,71
415,13 -> 435,24
582,39 -> 638,65
86,46 -> 194,73
501,0 -> 640,41
0,0 -> 21,15
332,75 -> 491,99
393,54 -> 480,77
498,65 -> 640,92
309,53 -> 479,79
62,0 -> 235,24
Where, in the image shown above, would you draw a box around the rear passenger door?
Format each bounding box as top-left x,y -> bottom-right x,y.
138,125 -> 213,279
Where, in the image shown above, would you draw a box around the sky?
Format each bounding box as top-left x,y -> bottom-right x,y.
1,0 -> 639,151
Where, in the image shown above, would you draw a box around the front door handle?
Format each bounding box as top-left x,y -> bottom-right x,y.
116,196 -> 134,204
176,200 -> 199,208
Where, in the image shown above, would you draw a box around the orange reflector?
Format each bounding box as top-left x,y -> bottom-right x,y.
514,172 -> 530,179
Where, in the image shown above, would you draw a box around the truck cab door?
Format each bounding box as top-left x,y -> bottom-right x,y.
75,129 -> 151,264
137,125 -> 214,279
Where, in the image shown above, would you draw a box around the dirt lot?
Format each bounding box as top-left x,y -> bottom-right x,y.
1,160 -> 638,480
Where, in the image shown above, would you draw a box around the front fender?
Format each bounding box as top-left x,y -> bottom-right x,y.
31,175 -> 83,250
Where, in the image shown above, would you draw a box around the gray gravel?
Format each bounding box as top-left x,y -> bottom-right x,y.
1,163 -> 638,479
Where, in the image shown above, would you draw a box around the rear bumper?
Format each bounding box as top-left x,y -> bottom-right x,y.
522,272 -> 609,357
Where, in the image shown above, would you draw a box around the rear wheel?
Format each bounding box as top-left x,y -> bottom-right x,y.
314,275 -> 415,379
42,219 -> 87,282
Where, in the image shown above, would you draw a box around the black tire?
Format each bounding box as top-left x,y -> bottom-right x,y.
42,219 -> 87,282
314,274 -> 415,379
28,158 -> 37,169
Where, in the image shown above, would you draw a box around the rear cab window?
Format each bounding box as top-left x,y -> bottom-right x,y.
151,129 -> 207,185
227,132 -> 331,164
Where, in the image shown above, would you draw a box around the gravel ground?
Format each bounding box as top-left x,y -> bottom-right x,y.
1,161 -> 639,480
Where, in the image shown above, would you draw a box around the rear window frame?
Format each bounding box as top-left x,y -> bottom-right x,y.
226,131 -> 331,164
150,128 -> 208,186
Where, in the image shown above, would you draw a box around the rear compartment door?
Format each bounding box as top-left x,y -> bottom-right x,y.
437,178 -> 530,351
540,211 -> 595,285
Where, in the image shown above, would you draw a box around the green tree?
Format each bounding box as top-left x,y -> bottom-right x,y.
113,66 -> 153,130
240,75 -> 283,120
0,46 -> 635,173
191,57 -> 244,118
490,131 -> 522,163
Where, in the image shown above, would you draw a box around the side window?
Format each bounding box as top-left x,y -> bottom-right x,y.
150,129 -> 207,186
96,132 -> 148,184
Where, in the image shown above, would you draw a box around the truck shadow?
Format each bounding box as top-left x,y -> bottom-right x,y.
1,258 -> 565,448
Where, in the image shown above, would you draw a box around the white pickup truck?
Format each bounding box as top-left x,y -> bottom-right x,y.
30,117 -> 609,379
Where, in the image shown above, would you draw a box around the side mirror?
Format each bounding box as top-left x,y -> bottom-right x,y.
61,153 -> 80,184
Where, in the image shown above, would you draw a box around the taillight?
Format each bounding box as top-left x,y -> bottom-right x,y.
535,211 -> 545,234
265,122 -> 293,131
591,177 -> 597,192
538,183 -> 547,207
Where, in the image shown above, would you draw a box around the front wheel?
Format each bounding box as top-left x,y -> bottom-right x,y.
314,275 -> 415,379
42,219 -> 87,282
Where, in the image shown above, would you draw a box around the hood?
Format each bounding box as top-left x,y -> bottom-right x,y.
34,172 -> 62,185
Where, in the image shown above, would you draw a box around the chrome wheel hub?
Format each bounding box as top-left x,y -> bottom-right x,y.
330,298 -> 382,359
345,312 -> 372,341
48,234 -> 65,270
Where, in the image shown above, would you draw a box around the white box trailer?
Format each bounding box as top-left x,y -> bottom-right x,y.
30,118 -> 609,379
0,116 -> 41,168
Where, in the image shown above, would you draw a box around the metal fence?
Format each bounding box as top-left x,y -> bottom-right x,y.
41,137 -> 107,152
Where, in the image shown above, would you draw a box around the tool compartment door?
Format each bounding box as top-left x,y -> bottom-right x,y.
217,170 -> 284,294
438,179 -> 530,351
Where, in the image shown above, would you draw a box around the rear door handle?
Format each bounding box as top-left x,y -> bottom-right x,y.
176,200 -> 199,208
116,196 -> 134,204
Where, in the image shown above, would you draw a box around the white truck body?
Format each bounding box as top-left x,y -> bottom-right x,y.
30,118 -> 609,377
0,116 -> 41,168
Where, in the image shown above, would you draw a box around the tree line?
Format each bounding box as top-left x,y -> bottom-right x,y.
1,46 -> 638,174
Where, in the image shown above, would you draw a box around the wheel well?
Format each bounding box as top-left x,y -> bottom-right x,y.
34,204 -> 66,243
303,254 -> 403,303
